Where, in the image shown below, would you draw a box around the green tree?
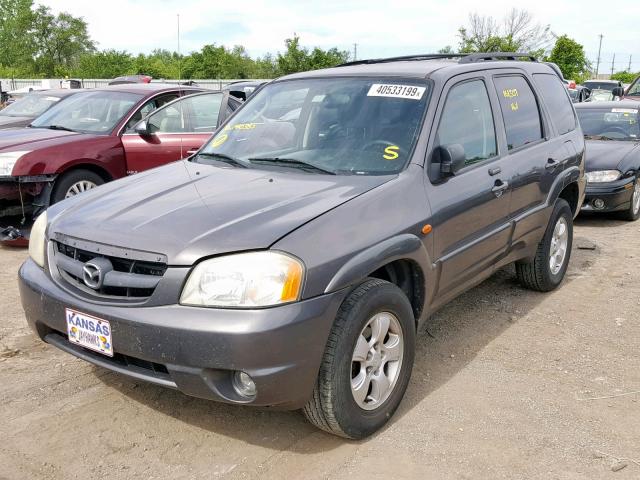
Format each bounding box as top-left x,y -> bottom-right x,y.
547,35 -> 589,81
74,49 -> 133,78
437,46 -> 455,54
0,0 -> 36,73
611,71 -> 638,84
31,5 -> 95,76
276,35 -> 349,75
458,9 -> 550,58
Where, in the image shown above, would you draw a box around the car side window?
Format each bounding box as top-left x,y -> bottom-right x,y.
434,79 -> 497,166
533,73 -> 576,135
185,93 -> 223,133
493,76 -> 543,150
147,103 -> 186,133
125,93 -> 180,131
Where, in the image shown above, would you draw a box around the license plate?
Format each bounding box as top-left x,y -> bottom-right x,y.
66,308 -> 113,357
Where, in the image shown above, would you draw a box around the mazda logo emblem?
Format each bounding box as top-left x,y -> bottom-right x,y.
82,257 -> 113,290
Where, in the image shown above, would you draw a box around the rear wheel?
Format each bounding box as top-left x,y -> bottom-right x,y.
619,177 -> 640,221
51,169 -> 104,204
303,278 -> 415,439
516,198 -> 573,292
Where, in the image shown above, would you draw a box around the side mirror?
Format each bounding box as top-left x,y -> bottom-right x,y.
134,119 -> 151,136
612,86 -> 625,98
437,144 -> 466,177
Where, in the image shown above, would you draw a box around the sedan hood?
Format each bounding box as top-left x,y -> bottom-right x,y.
0,115 -> 33,129
50,161 -> 393,265
585,140 -> 640,172
0,127 -> 84,151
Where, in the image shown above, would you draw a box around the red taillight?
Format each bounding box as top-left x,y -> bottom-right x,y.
568,81 -> 576,89
142,76 -> 152,83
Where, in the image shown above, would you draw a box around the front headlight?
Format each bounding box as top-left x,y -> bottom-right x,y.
180,251 -> 304,308
585,170 -> 621,183
28,211 -> 47,268
0,150 -> 30,176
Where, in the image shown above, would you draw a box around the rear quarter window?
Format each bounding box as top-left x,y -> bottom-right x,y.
533,73 -> 576,135
493,75 -> 543,151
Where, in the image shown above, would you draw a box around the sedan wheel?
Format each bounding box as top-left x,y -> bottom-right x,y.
65,180 -> 97,198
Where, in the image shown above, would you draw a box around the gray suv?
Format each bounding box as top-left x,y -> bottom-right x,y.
19,53 -> 586,439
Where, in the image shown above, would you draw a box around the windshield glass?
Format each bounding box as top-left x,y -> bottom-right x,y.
0,93 -> 63,117
577,107 -> 639,140
30,90 -> 142,134
583,81 -> 618,91
196,78 -> 430,175
627,78 -> 640,96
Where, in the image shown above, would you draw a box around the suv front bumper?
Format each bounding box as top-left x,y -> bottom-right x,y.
19,258 -> 346,409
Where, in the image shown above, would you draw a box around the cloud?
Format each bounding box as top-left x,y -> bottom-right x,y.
40,0 -> 640,69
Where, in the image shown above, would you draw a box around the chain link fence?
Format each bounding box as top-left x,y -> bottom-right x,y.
0,78 -> 269,92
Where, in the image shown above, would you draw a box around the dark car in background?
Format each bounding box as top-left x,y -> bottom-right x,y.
0,89 -> 80,130
19,53 -> 585,439
575,101 -> 640,220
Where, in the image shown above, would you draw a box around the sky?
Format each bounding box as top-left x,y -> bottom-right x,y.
41,0 -> 640,72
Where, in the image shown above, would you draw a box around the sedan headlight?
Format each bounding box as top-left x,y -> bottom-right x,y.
28,211 -> 47,268
180,251 -> 304,308
0,150 -> 30,176
585,170 -> 621,183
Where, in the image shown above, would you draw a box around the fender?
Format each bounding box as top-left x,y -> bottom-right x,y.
324,233 -> 434,322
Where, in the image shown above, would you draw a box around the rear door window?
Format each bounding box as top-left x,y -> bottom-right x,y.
493,76 -> 543,150
435,79 -> 497,166
533,73 -> 576,135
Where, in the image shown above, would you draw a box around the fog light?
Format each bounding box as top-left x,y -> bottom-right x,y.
593,198 -> 605,210
233,371 -> 257,398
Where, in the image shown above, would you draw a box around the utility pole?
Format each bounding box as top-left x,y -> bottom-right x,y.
629,55 -> 633,72
611,53 -> 615,76
353,43 -> 358,61
595,34 -> 603,78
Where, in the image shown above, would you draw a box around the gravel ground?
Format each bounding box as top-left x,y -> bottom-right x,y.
0,215 -> 638,480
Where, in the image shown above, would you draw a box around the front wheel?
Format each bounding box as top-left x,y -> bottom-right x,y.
619,177 -> 640,221
516,198 -> 573,292
51,169 -> 104,205
303,278 -> 416,439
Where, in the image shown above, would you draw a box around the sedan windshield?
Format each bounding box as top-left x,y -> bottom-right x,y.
627,79 -> 640,97
577,107 -> 639,140
30,91 -> 142,134
196,78 -> 430,175
0,93 -> 62,117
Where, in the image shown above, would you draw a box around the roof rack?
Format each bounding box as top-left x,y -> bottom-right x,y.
336,52 -> 538,68
336,54 -> 468,67
459,52 -> 538,63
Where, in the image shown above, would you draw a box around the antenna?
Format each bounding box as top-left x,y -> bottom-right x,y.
177,13 -> 185,159
595,34 -> 603,78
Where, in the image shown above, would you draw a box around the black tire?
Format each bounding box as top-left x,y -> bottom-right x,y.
51,169 -> 104,204
303,278 -> 416,439
516,198 -> 573,292
618,177 -> 640,221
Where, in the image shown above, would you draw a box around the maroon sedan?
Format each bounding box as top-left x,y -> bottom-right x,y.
0,85 -> 239,233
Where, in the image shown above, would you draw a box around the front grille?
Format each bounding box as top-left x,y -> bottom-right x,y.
52,239 -> 167,300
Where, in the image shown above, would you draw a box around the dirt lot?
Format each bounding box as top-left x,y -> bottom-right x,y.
0,215 -> 638,480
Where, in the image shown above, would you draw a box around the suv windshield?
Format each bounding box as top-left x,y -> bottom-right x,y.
0,93 -> 63,117
583,81 -> 618,91
30,90 -> 142,134
627,78 -> 640,96
196,78 -> 430,175
577,107 -> 639,140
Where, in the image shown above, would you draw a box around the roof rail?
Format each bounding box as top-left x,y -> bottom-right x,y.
336,53 -> 469,67
459,52 -> 538,63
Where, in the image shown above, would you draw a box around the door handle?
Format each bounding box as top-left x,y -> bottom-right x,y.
491,180 -> 509,197
545,158 -> 560,170
488,166 -> 502,176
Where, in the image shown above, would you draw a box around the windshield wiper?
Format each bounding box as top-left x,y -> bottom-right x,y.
195,152 -> 248,168
43,125 -> 75,132
248,157 -> 336,175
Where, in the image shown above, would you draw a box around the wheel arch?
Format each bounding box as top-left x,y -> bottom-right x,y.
324,234 -> 432,324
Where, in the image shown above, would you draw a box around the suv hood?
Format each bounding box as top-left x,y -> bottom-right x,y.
49,161 -> 393,265
585,140 -> 640,171
0,127 -> 89,151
